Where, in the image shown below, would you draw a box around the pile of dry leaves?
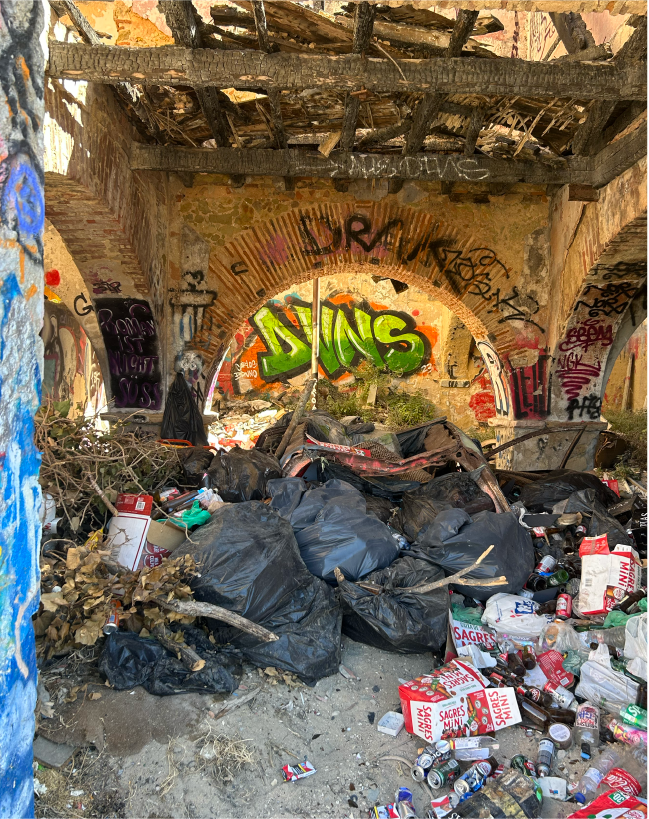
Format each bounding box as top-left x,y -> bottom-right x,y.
36,534 -> 197,660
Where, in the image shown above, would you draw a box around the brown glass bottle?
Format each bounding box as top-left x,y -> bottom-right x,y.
522,646 -> 537,670
507,652 -> 527,677
526,574 -> 547,592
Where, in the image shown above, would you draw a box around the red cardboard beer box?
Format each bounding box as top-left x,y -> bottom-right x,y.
399,660 -> 521,743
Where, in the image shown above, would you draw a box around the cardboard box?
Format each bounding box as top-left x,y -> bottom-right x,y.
579,544 -> 641,615
142,518 -> 187,568
451,618 -> 497,651
107,494 -> 153,571
399,660 -> 521,742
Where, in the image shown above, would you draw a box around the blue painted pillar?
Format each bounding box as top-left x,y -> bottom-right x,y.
0,3 -> 46,818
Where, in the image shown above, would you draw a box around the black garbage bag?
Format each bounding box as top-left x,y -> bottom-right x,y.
564,489 -> 635,547
338,556 -> 449,653
399,473 -> 494,541
268,477 -> 307,519
180,447 -> 214,485
363,494 -> 395,525
99,632 -> 238,695
161,372 -> 208,446
207,446 -> 282,502
291,480 -> 400,581
319,460 -> 420,501
174,502 -> 341,685
415,509 -> 535,600
396,421 -> 440,457
518,470 -> 619,512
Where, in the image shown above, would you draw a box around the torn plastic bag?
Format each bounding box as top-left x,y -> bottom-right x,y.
414,510 -> 534,600
180,447 -> 215,486
518,470 -> 619,513
399,473 -> 494,541
174,502 -> 341,684
575,642 -> 639,710
338,556 -> 448,653
293,482 -> 401,582
268,477 -> 307,519
207,446 -> 282,503
624,613 -> 647,680
99,632 -> 238,695
161,372 -> 208,446
363,494 -> 395,525
395,421 -> 440,457
482,594 -> 555,639
563,489 -> 635,547
318,460 -> 420,501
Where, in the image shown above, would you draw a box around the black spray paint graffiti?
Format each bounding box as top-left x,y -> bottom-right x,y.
575,282 -> 638,318
96,298 -> 162,410
74,293 -> 95,317
510,354 -> 551,419
566,393 -> 602,421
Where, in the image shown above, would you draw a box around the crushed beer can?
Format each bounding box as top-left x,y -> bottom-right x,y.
395,787 -> 416,819
429,792 -> 460,818
427,759 -> 460,790
369,806 -> 399,819
282,760 -> 316,782
511,755 -> 538,779
453,761 -> 492,800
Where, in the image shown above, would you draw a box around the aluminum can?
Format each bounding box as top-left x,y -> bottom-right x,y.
102,600 -> 121,634
453,761 -> 491,796
411,752 -> 435,782
535,555 -> 556,574
555,593 -> 572,620
511,754 -> 537,778
395,787 -> 416,819
428,759 -> 460,790
432,740 -> 452,763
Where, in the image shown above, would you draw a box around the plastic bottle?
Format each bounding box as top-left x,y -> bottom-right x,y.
574,750 -> 621,804
574,701 -> 600,759
446,737 -> 500,761
604,719 -> 648,764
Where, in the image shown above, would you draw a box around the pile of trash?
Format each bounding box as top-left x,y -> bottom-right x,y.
208,399 -> 285,450
34,401 -> 647,817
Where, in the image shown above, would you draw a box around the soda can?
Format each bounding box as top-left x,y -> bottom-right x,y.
453,761 -> 491,797
511,754 -> 537,779
555,593 -> 572,620
411,751 -> 434,782
432,740 -> 452,764
395,788 -> 416,819
102,600 -> 122,634
535,555 -> 556,574
428,759 -> 460,790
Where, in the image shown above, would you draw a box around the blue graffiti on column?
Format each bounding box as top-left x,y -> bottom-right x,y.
0,275 -> 42,818
2,162 -> 44,236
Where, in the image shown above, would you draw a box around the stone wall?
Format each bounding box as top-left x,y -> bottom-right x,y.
603,320 -> 648,413
0,3 -> 45,815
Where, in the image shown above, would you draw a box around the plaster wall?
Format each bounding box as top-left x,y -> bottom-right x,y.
603,320 -> 648,413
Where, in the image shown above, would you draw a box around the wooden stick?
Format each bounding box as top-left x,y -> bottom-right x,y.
152,625 -> 205,672
210,686 -> 260,721
401,545 -> 498,593
156,597 -> 279,643
275,377 -> 316,460
84,472 -> 118,516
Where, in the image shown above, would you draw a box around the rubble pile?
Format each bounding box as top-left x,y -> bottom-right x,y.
34,403 -> 647,818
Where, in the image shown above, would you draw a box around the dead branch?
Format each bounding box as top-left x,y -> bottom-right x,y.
157,598 -> 279,643
152,624 -> 206,672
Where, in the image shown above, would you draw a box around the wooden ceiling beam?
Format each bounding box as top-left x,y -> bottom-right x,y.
404,10 -> 479,156
549,12 -> 595,54
339,2 -> 376,152
161,1 -> 231,147
46,43 -> 647,100
129,142 -> 591,185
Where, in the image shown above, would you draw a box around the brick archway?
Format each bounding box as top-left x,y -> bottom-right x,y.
192,202 -> 532,419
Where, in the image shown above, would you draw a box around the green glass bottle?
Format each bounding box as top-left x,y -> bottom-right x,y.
547,569 -> 570,587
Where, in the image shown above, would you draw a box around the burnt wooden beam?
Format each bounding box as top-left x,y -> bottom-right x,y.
616,16 -> 647,63
549,11 -> 595,55
591,119 -> 647,188
572,101 -> 617,156
161,0 -> 230,147
46,43 -> 647,100
404,10 -> 479,156
339,2 -> 376,152
464,108 -> 485,156
129,142 -> 595,185
591,101 -> 647,155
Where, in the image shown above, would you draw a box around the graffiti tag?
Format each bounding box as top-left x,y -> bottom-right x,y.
566,393 -> 602,421
558,319 -> 613,354
556,353 -> 602,402
576,282 -> 638,318
476,339 -> 509,417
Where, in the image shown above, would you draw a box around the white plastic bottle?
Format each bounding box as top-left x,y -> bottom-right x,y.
574,749 -> 621,804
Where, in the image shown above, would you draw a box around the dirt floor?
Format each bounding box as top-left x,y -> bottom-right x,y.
35,638 -> 647,819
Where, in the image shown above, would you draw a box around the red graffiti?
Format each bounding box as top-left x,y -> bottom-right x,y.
469,389 -> 496,421
45,268 -> 60,286
558,319 -> 613,353
556,353 -> 602,401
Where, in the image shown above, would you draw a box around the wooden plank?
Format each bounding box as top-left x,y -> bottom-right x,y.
129,142 -> 589,184
340,2 -> 376,152
591,120 -> 647,188
616,15 -> 647,62
404,10 -> 479,156
572,100 -> 617,156
161,0 -> 231,147
47,43 -> 647,100
464,108 -> 485,156
549,11 -> 595,54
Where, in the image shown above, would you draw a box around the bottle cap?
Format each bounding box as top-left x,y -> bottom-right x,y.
575,793 -> 586,804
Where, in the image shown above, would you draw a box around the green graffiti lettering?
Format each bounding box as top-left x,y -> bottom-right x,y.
251,305 -> 311,379
247,298 -> 430,383
373,313 -> 426,375
334,307 -> 383,369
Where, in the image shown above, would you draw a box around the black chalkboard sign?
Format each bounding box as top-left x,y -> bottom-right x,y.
96,298 -> 162,410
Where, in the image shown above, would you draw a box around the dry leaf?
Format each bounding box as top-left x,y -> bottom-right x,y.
41,593 -> 68,612
139,627 -> 150,637
75,622 -> 102,646
66,548 -> 81,570
89,692 -> 102,701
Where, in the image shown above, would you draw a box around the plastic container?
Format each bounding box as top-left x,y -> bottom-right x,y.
573,749 -> 620,803
574,701 -> 600,759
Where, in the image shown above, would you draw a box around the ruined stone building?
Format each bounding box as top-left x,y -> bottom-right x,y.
0,1 -> 646,814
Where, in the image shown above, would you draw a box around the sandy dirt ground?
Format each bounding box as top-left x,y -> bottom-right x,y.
36,638 -> 647,819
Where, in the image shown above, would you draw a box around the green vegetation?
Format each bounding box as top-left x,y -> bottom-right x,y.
319,361 -> 437,429
604,409 -> 647,473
